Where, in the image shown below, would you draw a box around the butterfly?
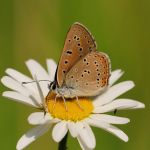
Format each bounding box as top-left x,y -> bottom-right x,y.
47,22 -> 111,109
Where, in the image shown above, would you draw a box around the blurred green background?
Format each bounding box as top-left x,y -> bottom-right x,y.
0,0 -> 149,150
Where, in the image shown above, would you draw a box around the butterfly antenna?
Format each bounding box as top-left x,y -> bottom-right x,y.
22,80 -> 51,85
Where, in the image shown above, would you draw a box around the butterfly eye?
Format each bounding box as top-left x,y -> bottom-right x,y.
52,84 -> 56,90
49,82 -> 56,90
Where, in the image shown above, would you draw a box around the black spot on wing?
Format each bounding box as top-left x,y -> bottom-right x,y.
66,50 -> 72,54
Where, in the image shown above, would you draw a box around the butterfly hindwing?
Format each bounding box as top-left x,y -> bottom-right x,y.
65,51 -> 111,97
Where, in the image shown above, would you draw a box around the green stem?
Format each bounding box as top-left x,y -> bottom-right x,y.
58,132 -> 68,150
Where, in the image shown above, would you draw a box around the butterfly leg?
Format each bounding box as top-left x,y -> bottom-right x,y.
62,95 -> 68,111
52,94 -> 58,111
75,96 -> 84,110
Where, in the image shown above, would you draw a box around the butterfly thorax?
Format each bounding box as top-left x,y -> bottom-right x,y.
56,86 -> 75,98
49,81 -> 75,98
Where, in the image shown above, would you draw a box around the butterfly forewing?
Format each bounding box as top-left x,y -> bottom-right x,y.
57,22 -> 97,87
65,51 -> 110,97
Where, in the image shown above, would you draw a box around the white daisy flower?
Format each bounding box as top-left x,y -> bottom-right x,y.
1,59 -> 145,150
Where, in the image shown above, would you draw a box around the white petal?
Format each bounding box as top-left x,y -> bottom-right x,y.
46,59 -> 57,81
76,122 -> 96,149
130,101 -> 145,109
94,81 -> 135,107
16,123 -> 51,150
28,112 -> 52,125
5,68 -> 36,92
109,69 -> 124,86
77,136 -> 93,150
90,114 -> 130,124
1,76 -> 32,96
83,123 -> 96,148
93,99 -> 140,113
86,118 -> 128,142
1,76 -> 41,105
68,121 -> 78,138
2,91 -> 41,108
25,59 -> 50,97
5,68 -> 44,104
52,121 -> 68,142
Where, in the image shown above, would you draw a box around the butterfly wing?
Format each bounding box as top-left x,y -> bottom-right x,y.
65,51 -> 111,97
56,22 -> 97,87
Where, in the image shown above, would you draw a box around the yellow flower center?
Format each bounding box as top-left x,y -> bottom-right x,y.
45,92 -> 94,121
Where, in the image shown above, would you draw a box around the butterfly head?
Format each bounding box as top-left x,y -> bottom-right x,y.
48,81 -> 57,91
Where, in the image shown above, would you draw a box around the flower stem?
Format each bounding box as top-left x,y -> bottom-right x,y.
58,132 -> 68,150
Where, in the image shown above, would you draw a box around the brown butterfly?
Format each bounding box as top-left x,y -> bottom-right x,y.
47,22 -> 111,109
